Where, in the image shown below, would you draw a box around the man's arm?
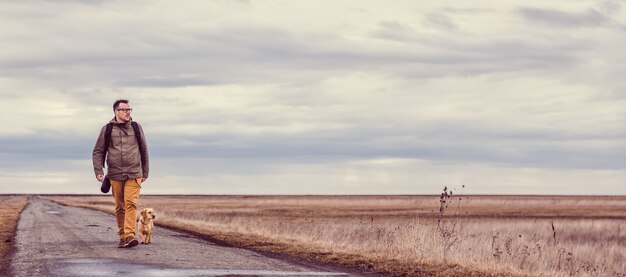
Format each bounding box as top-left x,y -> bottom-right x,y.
137,123 -> 149,180
92,125 -> 107,180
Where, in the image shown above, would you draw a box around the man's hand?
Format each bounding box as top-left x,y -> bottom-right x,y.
96,175 -> 104,182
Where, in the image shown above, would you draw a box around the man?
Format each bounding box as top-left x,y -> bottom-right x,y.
92,99 -> 149,248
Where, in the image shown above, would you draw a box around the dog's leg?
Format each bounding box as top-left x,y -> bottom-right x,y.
139,229 -> 146,244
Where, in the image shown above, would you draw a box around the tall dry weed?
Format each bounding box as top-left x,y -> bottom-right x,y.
436,186 -> 465,263
428,191 -> 625,277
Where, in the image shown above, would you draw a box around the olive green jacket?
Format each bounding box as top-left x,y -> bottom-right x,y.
92,118 -> 149,181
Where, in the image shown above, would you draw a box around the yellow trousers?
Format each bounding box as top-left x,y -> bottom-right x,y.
110,178 -> 142,240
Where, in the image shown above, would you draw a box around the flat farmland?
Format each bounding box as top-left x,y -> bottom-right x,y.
44,194 -> 626,276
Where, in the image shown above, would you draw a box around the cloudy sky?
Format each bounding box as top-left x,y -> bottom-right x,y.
0,0 -> 624,195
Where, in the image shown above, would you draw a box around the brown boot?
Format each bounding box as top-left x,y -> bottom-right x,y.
117,238 -> 125,248
121,236 -> 139,248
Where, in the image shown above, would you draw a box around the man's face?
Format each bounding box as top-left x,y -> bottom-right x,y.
114,103 -> 132,123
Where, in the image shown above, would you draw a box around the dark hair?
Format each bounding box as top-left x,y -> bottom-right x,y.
113,99 -> 129,110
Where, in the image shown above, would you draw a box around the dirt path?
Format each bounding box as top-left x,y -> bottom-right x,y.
10,197 -> 350,277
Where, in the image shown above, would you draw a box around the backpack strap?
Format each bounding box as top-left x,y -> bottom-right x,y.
131,121 -> 146,168
102,123 -> 113,168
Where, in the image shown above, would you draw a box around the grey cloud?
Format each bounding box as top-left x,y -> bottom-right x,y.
519,8 -> 608,27
4,118 -> 623,173
113,75 -> 217,88
1,24 -> 342,87
0,135 -> 92,160
1,12 -> 591,91
441,7 -> 494,14
369,20 -> 418,41
367,21 -> 586,76
422,13 -> 458,31
142,119 -> 626,170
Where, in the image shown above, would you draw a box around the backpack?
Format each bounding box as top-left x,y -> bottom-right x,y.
101,121 -> 146,168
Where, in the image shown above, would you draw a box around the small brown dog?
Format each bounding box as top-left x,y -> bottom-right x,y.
138,208 -> 156,244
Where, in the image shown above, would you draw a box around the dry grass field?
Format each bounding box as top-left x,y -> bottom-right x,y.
0,195 -> 29,274
44,193 -> 626,277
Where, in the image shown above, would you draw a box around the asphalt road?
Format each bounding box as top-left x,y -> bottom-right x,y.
10,197 -> 351,277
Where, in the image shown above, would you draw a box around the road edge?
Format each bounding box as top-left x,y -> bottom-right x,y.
2,195 -> 31,277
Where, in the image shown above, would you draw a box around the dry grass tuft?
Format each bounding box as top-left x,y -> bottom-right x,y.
0,195 -> 29,274
44,194 -> 626,277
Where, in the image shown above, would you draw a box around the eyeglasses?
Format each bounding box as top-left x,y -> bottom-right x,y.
116,108 -> 133,113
